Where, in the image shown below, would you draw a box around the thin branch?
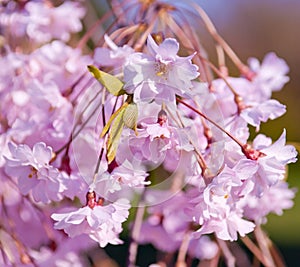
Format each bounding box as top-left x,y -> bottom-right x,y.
110,24 -> 140,45
133,11 -> 159,51
176,231 -> 191,267
77,9 -> 114,50
268,238 -> 287,267
128,193 -> 146,267
176,98 -> 244,149
241,235 -> 270,266
164,13 -> 210,83
216,239 -> 235,267
189,1 -> 250,76
55,88 -> 103,155
254,226 -> 276,267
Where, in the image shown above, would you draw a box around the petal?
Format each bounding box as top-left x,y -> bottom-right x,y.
65,207 -> 90,224
157,38 -> 180,60
146,34 -> 159,56
33,142 -> 52,164
51,207 -> 90,225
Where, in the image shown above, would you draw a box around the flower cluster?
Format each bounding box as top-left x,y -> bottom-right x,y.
51,193 -> 130,248
0,0 -> 297,266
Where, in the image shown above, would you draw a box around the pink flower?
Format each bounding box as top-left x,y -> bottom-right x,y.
240,99 -> 286,131
126,120 -> 173,166
255,129 -> 297,165
94,34 -> 134,70
0,1 -> 85,44
51,198 -> 130,247
0,176 -> 51,248
117,115 -> 194,174
188,164 -> 256,241
194,211 -> 255,241
138,190 -> 190,252
30,235 -> 95,267
188,236 -> 218,260
248,52 -> 290,99
0,43 -> 89,148
4,142 -> 65,203
211,77 -> 286,130
111,160 -> 150,187
124,35 -> 199,103
243,181 -> 296,224
32,40 -> 92,92
21,79 -> 73,148
248,129 -> 298,195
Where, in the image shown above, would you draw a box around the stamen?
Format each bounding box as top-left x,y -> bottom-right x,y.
86,191 -> 97,209
155,62 -> 169,78
28,167 -> 37,179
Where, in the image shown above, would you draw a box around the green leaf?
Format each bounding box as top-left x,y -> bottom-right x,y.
107,108 -> 126,163
87,65 -> 126,96
100,102 -> 129,138
123,102 -> 138,134
100,96 -> 138,163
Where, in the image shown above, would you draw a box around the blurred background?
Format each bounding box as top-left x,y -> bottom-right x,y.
88,0 -> 300,265
195,1 -> 300,266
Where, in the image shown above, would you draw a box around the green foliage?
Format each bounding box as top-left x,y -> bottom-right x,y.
88,65 -> 139,163
87,65 -> 126,96
100,98 -> 138,163
123,102 -> 138,134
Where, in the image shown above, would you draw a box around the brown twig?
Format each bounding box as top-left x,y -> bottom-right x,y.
241,235 -> 270,266
216,239 -> 235,267
128,192 -> 146,267
189,2 -> 250,76
176,97 -> 244,149
254,226 -> 275,267
176,231 -> 191,267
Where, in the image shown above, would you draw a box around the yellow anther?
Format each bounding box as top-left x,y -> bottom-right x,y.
155,62 -> 168,78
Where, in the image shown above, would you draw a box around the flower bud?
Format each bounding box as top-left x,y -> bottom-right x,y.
157,109 -> 168,125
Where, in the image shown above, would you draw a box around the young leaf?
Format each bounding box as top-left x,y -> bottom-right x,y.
87,65 -> 126,96
100,102 -> 129,138
101,96 -> 138,162
123,102 -> 138,134
106,109 -> 126,163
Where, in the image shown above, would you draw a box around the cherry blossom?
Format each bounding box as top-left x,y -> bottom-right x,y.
194,210 -> 255,242
94,34 -> 134,70
51,197 -> 130,247
245,130 -> 298,196
124,35 -> 199,103
211,77 -> 286,130
242,181 -> 296,224
0,0 -> 297,266
188,164 -> 256,241
111,159 -> 150,187
138,190 -> 190,252
0,1 -> 85,44
248,52 -> 290,99
4,142 -> 66,203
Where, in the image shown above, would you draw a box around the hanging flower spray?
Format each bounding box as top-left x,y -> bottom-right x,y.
0,1 -> 297,266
